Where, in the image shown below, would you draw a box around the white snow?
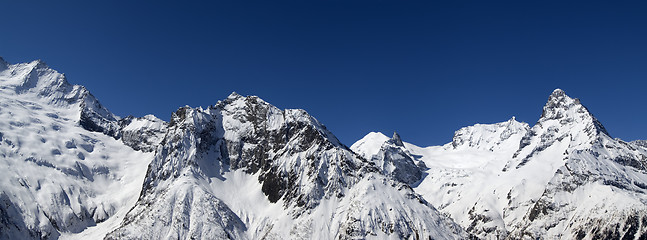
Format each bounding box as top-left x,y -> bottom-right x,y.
5,57 -> 646,239
350,131 -> 390,160
0,60 -> 153,238
352,89 -> 647,239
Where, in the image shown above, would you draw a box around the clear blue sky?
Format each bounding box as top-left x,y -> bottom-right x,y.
2,1 -> 646,146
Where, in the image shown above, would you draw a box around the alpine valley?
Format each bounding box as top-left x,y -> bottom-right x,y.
0,58 -> 645,239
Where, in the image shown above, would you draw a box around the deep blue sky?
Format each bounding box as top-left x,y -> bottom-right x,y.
2,1 -> 646,146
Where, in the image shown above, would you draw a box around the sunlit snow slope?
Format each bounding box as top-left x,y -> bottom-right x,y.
353,89 -> 647,239
0,58 -> 466,240
106,93 -> 465,240
0,58 -> 158,239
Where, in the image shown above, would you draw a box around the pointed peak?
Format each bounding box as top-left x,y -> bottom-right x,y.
390,131 -> 404,147
227,91 -> 243,100
538,88 -> 611,137
509,116 -> 517,122
541,89 -> 579,119
551,88 -> 565,96
30,59 -> 49,69
546,88 -> 571,103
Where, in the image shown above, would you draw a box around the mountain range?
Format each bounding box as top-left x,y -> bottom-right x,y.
1,58 -> 645,239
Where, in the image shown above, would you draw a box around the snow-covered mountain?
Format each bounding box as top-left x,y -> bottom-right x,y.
353,89 -> 647,239
0,58 -> 162,239
0,58 -> 465,239
105,93 -> 464,239
3,57 -> 645,240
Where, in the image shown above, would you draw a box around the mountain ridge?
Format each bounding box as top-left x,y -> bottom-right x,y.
0,58 -> 466,239
353,89 -> 647,239
2,57 -> 646,239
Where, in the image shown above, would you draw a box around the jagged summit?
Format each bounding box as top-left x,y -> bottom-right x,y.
2,59 -> 465,239
218,92 -> 344,149
390,131 -> 404,147
353,89 -> 647,240
3,57 -> 645,239
511,89 -> 612,169
111,92 -> 464,239
539,89 -> 608,137
542,88 -> 578,119
31,59 -> 48,68
538,88 -> 610,138
227,91 -> 243,99
551,88 -> 565,95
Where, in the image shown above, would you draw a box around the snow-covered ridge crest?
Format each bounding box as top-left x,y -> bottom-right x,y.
350,131 -> 390,160
632,140 -> 647,149
0,58 -> 120,137
0,58 -> 167,151
450,116 -> 530,151
509,88 -> 612,170
353,88 -> 647,239
1,58 -> 465,239
109,93 -> 466,239
539,88 -> 609,136
0,58 -> 155,239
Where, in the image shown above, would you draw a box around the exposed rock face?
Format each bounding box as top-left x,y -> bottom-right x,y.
107,94 -> 466,239
1,58 -> 466,239
4,57 -> 647,240
354,89 -> 647,239
508,88 -> 611,170
119,115 -> 167,152
632,140 -> 647,149
366,132 -> 426,185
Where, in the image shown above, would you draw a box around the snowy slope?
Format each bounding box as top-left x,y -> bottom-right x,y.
7,56 -> 645,240
0,58 -> 155,239
107,93 -> 466,239
350,132 -> 391,160
1,57 -> 467,239
354,89 -> 647,239
632,140 -> 647,149
352,132 -> 427,185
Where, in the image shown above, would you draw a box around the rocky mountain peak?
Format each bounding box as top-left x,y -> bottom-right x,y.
511,89 -> 612,170
535,88 -> 610,140
550,88 -> 565,96
389,131 -> 404,147
227,91 -> 243,100
30,59 -> 48,68
1,59 -> 468,239
541,88 -> 580,120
